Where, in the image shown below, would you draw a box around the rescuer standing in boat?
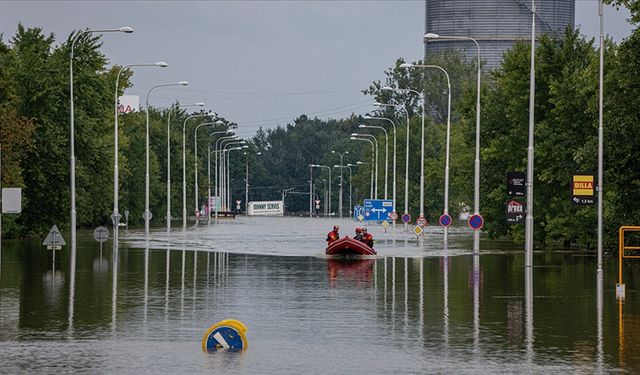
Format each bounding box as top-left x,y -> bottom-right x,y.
361,227 -> 374,248
326,225 -> 340,244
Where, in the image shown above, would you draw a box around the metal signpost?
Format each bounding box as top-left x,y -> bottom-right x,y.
43,225 -> 66,265
363,199 -> 394,222
93,226 -> 109,255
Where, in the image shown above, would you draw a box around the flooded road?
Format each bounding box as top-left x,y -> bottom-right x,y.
1,216 -> 639,373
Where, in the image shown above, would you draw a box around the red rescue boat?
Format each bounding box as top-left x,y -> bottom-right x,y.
326,236 -> 377,256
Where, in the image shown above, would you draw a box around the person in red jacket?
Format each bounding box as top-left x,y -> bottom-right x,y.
326,225 -> 340,244
361,227 -> 374,248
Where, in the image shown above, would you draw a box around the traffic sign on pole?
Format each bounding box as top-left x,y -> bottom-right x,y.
416,215 -> 427,227
468,214 -> 484,230
363,199 -> 394,221
439,213 -> 452,227
353,205 -> 364,221
401,213 -> 411,224
390,211 -> 398,221
507,172 -> 526,196
506,199 -> 525,224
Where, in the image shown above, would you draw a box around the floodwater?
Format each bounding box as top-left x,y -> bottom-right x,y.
1,216 -> 639,374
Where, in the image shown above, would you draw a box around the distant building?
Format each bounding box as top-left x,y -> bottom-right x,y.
424,0 -> 575,70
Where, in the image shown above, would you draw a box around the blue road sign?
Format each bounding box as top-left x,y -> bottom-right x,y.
353,205 -> 364,220
363,199 -> 394,221
468,214 -> 484,230
401,213 -> 411,224
439,213 -> 452,227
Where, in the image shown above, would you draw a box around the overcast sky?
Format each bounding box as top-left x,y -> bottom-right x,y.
0,1 -> 633,138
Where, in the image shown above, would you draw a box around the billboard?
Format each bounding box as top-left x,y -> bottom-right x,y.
118,95 -> 139,114
247,201 -> 284,216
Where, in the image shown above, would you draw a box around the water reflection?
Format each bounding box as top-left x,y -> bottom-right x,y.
327,259 -> 374,288
2,230 -> 640,373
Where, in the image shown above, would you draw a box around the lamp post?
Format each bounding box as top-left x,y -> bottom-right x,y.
331,150 -> 349,218
244,151 -> 262,214
382,86 -> 426,224
145,81 -> 189,235
597,0 -> 604,274
310,164 -> 331,215
223,144 -> 248,210
182,112 -> 216,228
425,31 -> 482,254
113,61 -> 166,243
351,133 -> 378,199
214,135 -> 238,217
365,114 -> 398,220
208,130 -> 233,224
400,63 -> 452,242
166,102 -> 205,233
381,88 -> 412,231
220,139 -> 245,210
351,136 -> 374,199
359,124 -> 388,200
336,164 -> 354,218
70,26 -> 132,265
309,165 -> 313,217
194,120 -> 224,225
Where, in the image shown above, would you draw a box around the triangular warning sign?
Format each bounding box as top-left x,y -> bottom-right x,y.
42,225 -> 66,246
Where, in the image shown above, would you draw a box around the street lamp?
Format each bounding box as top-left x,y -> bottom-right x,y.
220,139 -> 246,210
425,31 -> 482,254
113,61 -> 167,243
335,164 -> 354,219
70,26 -> 132,265
310,164 -> 331,215
244,151 -> 262,214
166,102 -> 205,232
331,150 -> 349,218
194,119 -> 225,225
214,135 -> 239,214
223,143 -> 248,210
351,137 -> 375,198
364,114 -> 397,219
145,81 -> 189,235
208,130 -> 234,224
182,112 -> 216,228
359,124 -> 388,200
381,87 -> 412,231
382,85 -> 426,225
400,63 -> 452,242
351,133 -> 378,199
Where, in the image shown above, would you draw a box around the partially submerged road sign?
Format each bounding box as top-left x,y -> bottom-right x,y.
93,226 -> 109,243
43,225 -> 66,247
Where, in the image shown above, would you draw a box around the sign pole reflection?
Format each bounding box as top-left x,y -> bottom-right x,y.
111,240 -> 119,335
473,254 -> 480,357
525,265 -> 534,364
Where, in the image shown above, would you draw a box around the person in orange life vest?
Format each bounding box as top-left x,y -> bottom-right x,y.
326,225 -> 340,244
361,227 -> 374,248
354,227 -> 363,241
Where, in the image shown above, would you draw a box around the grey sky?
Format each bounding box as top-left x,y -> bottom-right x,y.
0,1 -> 633,138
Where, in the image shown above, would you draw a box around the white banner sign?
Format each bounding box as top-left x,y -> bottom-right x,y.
247,201 -> 284,216
118,95 -> 139,114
